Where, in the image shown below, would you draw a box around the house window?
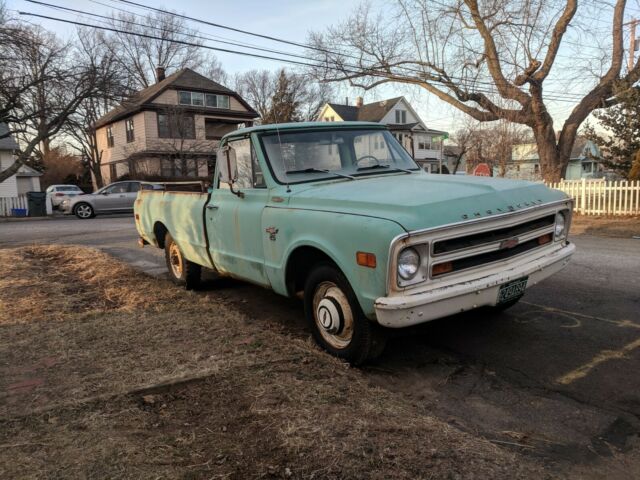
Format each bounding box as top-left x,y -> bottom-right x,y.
125,118 -> 135,143
395,110 -> 407,124
191,92 -> 204,106
180,90 -> 230,108
178,91 -> 191,105
106,126 -> 114,148
109,163 -> 116,180
534,164 -> 540,174
205,94 -> 230,109
157,112 -> 196,139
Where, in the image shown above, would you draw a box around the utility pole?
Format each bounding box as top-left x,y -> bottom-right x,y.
629,18 -> 639,71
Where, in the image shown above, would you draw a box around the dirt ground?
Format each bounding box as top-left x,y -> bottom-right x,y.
570,215 -> 640,238
0,245 -> 548,479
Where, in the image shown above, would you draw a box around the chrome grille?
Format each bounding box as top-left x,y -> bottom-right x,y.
432,214 -> 555,256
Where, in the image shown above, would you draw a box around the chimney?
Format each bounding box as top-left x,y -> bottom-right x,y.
355,96 -> 363,107
155,66 -> 166,83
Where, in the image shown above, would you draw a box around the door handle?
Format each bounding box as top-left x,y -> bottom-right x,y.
206,204 -> 219,210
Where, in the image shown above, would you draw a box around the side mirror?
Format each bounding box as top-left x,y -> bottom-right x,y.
101,190 -> 110,195
219,146 -> 237,185
219,146 -> 244,198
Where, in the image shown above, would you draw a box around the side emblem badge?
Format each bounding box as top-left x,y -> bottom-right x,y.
265,227 -> 279,241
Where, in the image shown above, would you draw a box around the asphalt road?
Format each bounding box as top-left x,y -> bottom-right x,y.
2,214 -> 640,474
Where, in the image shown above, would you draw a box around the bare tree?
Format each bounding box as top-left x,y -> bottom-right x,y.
235,69 -> 335,123
309,0 -> 640,182
234,70 -> 274,119
0,11 -> 101,183
106,10 -> 226,89
64,28 -> 127,188
453,118 -> 531,175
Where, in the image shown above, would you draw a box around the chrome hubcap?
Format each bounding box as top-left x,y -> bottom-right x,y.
77,205 -> 91,218
169,243 -> 183,278
313,281 -> 354,349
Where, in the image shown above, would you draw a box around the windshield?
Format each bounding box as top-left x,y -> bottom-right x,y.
260,129 -> 419,184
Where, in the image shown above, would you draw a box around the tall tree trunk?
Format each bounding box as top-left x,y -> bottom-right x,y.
533,123 -> 565,182
530,90 -> 566,183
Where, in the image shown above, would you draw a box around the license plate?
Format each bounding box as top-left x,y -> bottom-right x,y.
497,277 -> 528,304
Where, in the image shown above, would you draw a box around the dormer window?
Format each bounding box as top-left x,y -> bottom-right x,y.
395,109 -> 407,124
178,90 -> 230,109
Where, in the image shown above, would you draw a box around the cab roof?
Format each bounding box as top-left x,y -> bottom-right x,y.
222,121 -> 387,141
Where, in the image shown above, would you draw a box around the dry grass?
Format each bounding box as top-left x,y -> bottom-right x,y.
0,245 -> 547,479
570,215 -> 640,238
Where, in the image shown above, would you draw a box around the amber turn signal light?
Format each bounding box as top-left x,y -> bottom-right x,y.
356,251 -> 377,268
432,262 -> 453,276
537,233 -> 552,245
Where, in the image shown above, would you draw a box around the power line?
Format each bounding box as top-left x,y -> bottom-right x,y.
17,9 -> 590,104
22,0 -> 594,101
25,0 -> 316,63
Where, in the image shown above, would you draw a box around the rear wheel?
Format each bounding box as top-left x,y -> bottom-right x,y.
74,203 -> 94,219
164,233 -> 201,290
304,263 -> 386,365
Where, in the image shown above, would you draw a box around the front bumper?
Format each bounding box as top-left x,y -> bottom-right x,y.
374,242 -> 575,328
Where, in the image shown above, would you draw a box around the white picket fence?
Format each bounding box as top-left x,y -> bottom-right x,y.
0,195 -> 28,217
546,179 -> 640,216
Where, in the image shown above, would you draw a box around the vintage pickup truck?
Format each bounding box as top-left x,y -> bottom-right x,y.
134,121 -> 575,364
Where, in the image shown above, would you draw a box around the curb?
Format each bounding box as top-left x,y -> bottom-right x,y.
0,215 -> 67,223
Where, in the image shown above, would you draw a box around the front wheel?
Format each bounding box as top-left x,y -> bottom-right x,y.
304,264 -> 386,365
164,233 -> 201,290
74,203 -> 94,219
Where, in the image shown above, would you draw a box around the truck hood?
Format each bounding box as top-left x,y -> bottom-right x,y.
287,173 -> 566,232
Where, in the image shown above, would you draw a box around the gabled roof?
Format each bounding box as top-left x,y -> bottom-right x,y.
327,103 -> 359,121
16,164 -> 42,177
94,68 -> 258,129
0,123 -> 19,150
327,97 -> 403,123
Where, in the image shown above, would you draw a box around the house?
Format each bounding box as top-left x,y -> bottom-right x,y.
0,123 -> 42,198
502,138 -> 605,181
94,67 -> 259,185
316,96 -> 449,173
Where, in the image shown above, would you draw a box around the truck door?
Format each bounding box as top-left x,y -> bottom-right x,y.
206,137 -> 270,286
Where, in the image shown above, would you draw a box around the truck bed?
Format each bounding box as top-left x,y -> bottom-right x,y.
135,186 -> 214,270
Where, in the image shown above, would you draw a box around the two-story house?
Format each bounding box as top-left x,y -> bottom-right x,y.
503,137 -> 605,181
94,68 -> 259,185
316,96 -> 449,173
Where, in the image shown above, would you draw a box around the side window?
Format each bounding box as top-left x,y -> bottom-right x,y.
128,182 -> 141,192
251,145 -> 265,188
227,138 -> 265,189
105,183 -> 128,194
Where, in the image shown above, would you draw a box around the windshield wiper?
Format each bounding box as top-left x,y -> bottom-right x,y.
285,167 -> 355,180
356,164 -> 416,174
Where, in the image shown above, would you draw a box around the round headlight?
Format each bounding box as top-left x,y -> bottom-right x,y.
398,247 -> 420,280
554,212 -> 567,238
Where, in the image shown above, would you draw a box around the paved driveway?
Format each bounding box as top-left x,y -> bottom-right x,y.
2,215 -> 640,472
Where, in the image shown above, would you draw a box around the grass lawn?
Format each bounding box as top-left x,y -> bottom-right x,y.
0,245 -> 543,479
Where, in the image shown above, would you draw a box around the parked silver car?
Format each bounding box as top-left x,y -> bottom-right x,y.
61,181 -> 158,219
45,184 -> 85,209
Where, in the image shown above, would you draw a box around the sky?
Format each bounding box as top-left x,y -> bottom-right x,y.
6,0 -> 640,137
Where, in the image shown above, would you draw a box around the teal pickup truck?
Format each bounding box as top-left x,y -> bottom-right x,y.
135,122 -> 575,364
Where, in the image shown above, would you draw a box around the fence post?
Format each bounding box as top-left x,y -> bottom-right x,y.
580,178 -> 586,214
